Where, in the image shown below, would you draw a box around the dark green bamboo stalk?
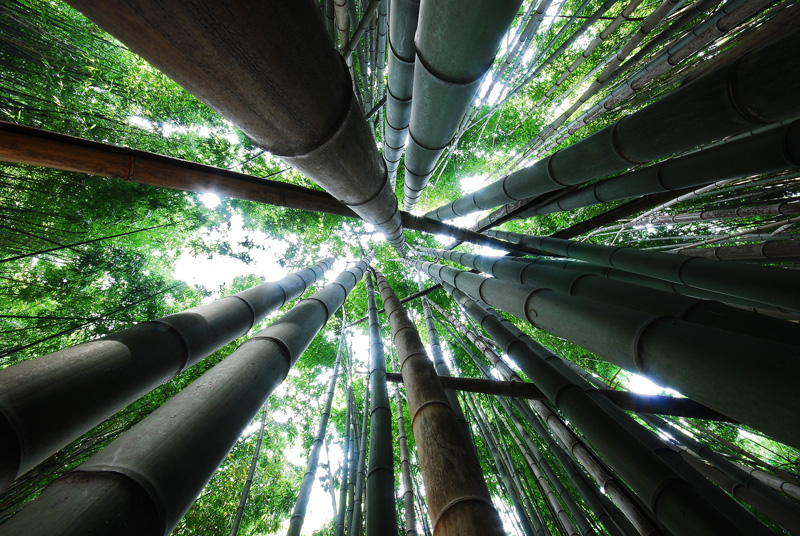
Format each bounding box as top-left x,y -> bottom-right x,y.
0,257 -> 370,535
419,264 -> 768,535
396,386 -> 418,536
230,404 -> 268,536
417,258 -> 800,449
427,28 -> 800,221
0,258 -> 333,490
347,378 -> 370,536
364,271 -> 398,536
466,396 -> 538,536
521,121 -> 800,218
345,396 -> 358,535
430,302 -> 656,536
419,246 -> 800,345
488,230 -> 800,313
481,305 -> 775,536
333,388 -> 352,536
287,319 -> 347,536
372,268 -> 504,535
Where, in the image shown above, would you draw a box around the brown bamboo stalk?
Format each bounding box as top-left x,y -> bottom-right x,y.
371,269 -> 503,535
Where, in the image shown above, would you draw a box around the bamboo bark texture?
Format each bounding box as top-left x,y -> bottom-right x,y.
383,0 -> 420,183
427,28 -> 800,221
431,277 -> 753,536
486,230 -> 800,313
66,0 -> 406,255
0,257 -> 370,535
371,268 -> 504,535
402,0 -> 522,210
364,272 -> 398,536
0,258 -> 333,491
413,257 -> 800,453
519,120 -> 800,217
287,322 -> 347,536
396,386 -> 418,536
418,246 -> 800,345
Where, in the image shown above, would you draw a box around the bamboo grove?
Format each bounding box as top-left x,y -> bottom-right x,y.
1,0 -> 799,535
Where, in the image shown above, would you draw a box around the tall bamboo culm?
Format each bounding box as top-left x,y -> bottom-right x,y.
372,268 -> 504,535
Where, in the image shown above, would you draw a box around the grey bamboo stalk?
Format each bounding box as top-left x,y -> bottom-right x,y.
417,246 -> 800,345
345,399 -> 358,535
426,28 -> 800,222
424,271 -> 771,535
486,229 -> 800,313
731,463 -> 800,502
488,401 -> 579,536
334,0 -> 351,55
669,215 -> 800,252
371,268 -> 504,535
333,389 -> 352,536
495,399 -> 598,536
419,257 -> 800,449
364,271 -> 398,535
0,257 -> 334,490
640,414 -> 800,533
484,307 -> 775,536
413,270 -> 478,458
0,257 -> 371,535
466,396 -> 538,536
229,403 -> 268,536
348,380 -> 370,536
287,318 -> 347,536
410,467 -> 433,536
396,386 -> 418,536
431,304 -> 655,536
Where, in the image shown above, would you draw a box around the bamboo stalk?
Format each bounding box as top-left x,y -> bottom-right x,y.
364,272 -> 398,535
372,268 -> 504,535
0,257 -> 371,535
396,386 -> 418,536
287,321 -> 347,536
0,258 -> 334,490
230,404 -> 268,536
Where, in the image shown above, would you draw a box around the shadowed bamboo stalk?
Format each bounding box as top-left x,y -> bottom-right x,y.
0,258 -> 334,490
396,386 -> 418,536
348,380 -> 370,536
487,230 -> 800,312
640,414 -> 800,533
0,257 -> 371,535
413,271 -> 477,458
731,463 -> 800,501
466,396 -> 538,536
364,272 -> 398,535
229,404 -> 268,536
427,28 -> 800,222
372,268 -> 504,535
420,264 -> 776,535
333,385 -> 352,536
480,305 -> 776,536
418,246 -> 800,345
429,301 -> 658,536
417,258 -> 800,448
287,318 -> 347,536
669,215 -> 800,252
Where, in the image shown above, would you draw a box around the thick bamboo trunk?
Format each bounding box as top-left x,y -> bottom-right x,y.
66,0 -> 406,255
419,246 -> 800,345
364,272 -> 398,535
431,303 -> 659,536
372,269 -> 503,535
418,263 -> 773,535
487,230 -> 800,313
0,257 -> 370,535
402,0 -> 522,210
287,323 -> 347,536
0,258 -> 333,490
427,28 -> 800,221
415,258 -> 800,449
677,239 -> 800,260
